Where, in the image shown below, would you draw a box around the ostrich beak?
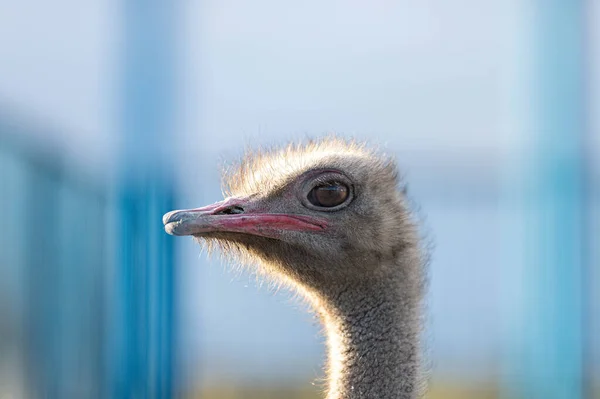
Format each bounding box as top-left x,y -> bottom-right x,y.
162,197 -> 327,239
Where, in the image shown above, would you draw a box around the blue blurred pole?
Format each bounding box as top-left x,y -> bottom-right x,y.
112,1 -> 178,398
25,164 -> 62,399
505,1 -> 588,398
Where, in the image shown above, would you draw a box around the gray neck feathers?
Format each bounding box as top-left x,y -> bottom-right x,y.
304,260 -> 422,399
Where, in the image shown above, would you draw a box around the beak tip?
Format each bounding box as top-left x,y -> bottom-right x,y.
163,210 -> 183,235
163,210 -> 178,226
163,210 -> 197,236
164,221 -> 178,236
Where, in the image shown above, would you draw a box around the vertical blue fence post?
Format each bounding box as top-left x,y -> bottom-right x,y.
25,162 -> 62,399
113,1 -> 178,398
505,1 -> 589,398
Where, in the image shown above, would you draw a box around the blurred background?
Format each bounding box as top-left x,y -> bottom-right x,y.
0,1 -> 598,398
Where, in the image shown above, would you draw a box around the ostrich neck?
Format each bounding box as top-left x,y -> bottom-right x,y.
314,276 -> 421,399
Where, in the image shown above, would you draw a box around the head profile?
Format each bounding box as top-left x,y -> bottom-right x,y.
163,137 -> 416,292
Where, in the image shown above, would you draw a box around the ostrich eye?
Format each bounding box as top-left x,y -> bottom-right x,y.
307,183 -> 349,208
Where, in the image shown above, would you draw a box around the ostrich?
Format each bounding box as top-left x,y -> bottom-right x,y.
163,138 -> 426,399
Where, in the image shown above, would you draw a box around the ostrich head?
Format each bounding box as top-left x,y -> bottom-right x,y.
163,138 -> 417,295
163,138 -> 425,399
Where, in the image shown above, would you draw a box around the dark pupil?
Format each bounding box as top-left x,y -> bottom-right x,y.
308,183 -> 349,207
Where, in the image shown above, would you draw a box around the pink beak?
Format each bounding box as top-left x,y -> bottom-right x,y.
163,197 -> 327,239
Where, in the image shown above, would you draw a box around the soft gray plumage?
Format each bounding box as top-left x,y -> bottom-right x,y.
163,138 -> 426,399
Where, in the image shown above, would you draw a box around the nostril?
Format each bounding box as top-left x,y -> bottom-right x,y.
217,205 -> 245,215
